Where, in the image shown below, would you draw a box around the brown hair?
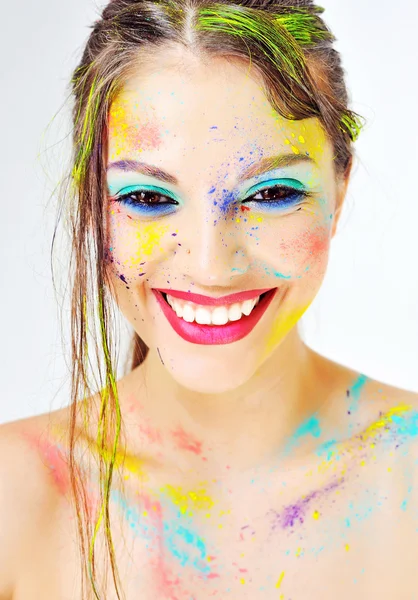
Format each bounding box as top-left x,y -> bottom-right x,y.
55,0 -> 363,597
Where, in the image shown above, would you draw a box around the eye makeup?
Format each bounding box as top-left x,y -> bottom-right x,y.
109,183 -> 181,218
109,177 -> 314,218
241,178 -> 312,212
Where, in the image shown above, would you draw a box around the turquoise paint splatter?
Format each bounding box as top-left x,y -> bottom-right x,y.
272,268 -> 292,279
316,438 -> 338,460
164,523 -> 210,573
348,374 -> 368,415
390,411 -> 418,438
282,413 -> 322,456
110,489 -> 214,577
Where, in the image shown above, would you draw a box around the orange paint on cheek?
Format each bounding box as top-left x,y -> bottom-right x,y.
278,227 -> 329,257
304,228 -> 329,256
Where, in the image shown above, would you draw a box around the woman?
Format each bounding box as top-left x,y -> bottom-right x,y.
1,0 -> 417,598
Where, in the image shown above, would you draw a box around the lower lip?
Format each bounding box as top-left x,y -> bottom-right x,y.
152,288 -> 278,345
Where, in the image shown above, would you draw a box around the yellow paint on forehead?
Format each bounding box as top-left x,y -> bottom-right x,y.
108,98 -> 133,160
270,112 -> 327,164
108,95 -> 158,160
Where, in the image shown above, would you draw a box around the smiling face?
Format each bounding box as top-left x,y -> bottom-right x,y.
105,48 -> 349,394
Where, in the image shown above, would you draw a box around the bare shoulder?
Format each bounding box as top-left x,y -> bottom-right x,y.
337,362 -> 418,462
358,373 -> 418,426
0,408 -> 71,598
312,350 -> 418,449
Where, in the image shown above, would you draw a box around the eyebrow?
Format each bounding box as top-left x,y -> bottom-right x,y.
107,154 -> 315,186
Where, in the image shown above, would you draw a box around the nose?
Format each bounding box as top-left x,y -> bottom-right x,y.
178,207 -> 250,286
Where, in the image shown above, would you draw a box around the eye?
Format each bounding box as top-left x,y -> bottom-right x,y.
113,189 -> 177,206
110,186 -> 179,216
243,184 -> 310,207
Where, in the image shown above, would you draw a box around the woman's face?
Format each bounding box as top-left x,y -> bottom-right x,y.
105,50 -> 348,393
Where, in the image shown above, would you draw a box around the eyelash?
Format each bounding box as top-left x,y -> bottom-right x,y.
111,184 -> 310,215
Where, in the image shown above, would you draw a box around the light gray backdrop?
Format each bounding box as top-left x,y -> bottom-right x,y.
1,0 -> 417,424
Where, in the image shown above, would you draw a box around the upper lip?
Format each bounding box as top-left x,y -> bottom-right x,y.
154,288 -> 275,306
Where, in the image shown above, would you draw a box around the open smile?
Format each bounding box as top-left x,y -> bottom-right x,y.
152,288 -> 278,345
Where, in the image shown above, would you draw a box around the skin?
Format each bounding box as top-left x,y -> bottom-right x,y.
105,47 -> 350,472
1,46 -> 418,600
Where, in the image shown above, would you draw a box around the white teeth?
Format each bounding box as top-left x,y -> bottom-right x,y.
241,298 -> 256,316
195,306 -> 212,325
211,306 -> 229,326
164,293 -> 263,325
228,303 -> 242,322
182,304 -> 195,323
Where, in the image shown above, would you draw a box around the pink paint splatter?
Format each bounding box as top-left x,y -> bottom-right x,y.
139,420 -> 163,445
24,432 -> 70,496
129,120 -> 163,151
171,426 -> 203,455
138,492 -> 194,600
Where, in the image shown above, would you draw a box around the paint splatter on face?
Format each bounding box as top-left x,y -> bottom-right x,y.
105,49 -> 346,393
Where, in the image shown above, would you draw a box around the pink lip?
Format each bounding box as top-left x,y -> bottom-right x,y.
154,288 -> 274,307
152,288 -> 278,345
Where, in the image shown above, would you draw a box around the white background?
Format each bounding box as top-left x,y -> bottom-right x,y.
1,0 -> 417,424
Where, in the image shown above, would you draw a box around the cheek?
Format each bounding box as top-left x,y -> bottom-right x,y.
106,208 -> 172,279
238,209 -> 331,282
278,225 -> 331,279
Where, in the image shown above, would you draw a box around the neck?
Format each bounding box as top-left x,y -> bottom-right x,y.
121,329 -> 337,475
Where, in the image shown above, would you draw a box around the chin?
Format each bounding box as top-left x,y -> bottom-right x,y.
163,350 -> 259,395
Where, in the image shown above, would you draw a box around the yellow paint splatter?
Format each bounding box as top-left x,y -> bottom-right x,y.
291,145 -> 300,155
345,543 -> 350,551
361,404 -> 412,442
133,222 -> 170,259
295,547 -> 302,557
161,484 -> 214,517
240,578 -> 246,585
313,510 -> 320,520
262,304 -> 309,361
275,571 -> 285,588
298,135 -> 305,143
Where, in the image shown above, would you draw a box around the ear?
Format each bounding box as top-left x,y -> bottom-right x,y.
331,157 -> 353,238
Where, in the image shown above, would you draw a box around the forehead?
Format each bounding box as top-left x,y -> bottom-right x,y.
107,51 -> 332,176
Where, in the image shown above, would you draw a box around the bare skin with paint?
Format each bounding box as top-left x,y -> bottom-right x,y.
1,48 -> 418,600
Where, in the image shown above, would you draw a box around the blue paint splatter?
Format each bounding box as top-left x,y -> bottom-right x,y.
110,489 -> 214,576
283,414 -> 322,457
271,269 -> 292,280
316,438 -> 338,460
348,374 -> 368,415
